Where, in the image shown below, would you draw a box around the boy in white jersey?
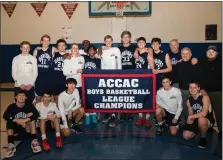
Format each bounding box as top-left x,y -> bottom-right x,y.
63,43 -> 85,98
36,91 -> 62,150
155,76 -> 183,135
98,35 -> 122,128
12,41 -> 38,105
58,78 -> 85,133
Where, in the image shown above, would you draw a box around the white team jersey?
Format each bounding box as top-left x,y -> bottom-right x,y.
12,54 -> 38,87
101,47 -> 122,70
58,89 -> 81,128
156,87 -> 183,120
36,102 -> 60,119
63,56 -> 85,87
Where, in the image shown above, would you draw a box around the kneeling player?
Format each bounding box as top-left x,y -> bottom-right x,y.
3,90 -> 41,158
183,81 -> 215,149
58,78 -> 85,134
155,77 -> 183,135
36,91 -> 62,151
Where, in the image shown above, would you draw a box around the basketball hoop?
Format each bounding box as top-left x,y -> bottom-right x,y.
113,2 -> 127,18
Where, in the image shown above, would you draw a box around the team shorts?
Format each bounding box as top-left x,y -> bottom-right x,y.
163,109 -> 181,128
183,118 -> 214,134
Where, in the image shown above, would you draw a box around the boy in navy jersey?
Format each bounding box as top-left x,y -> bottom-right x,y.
84,45 -> 101,70
83,46 -> 101,124
118,31 -> 137,122
134,37 -> 154,127
151,37 -> 172,90
183,82 -> 215,149
51,39 -> 67,104
33,34 -> 56,103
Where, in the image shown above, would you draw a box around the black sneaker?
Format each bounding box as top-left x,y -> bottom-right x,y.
120,116 -> 125,122
198,137 -> 207,149
127,115 -> 133,122
109,116 -> 116,128
102,114 -> 111,123
71,124 -> 83,134
156,124 -> 164,135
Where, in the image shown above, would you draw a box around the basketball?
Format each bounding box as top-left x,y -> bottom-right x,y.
61,128 -> 71,137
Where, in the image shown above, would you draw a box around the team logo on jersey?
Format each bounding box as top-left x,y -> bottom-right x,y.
171,58 -> 178,65
135,56 -> 145,69
14,112 -> 27,119
78,61 -> 83,64
54,57 -> 63,64
110,53 -> 115,57
192,103 -> 202,113
26,61 -> 32,64
154,59 -> 164,70
170,95 -> 176,99
121,50 -> 132,64
47,110 -> 54,115
38,53 -> 51,64
85,62 -> 97,70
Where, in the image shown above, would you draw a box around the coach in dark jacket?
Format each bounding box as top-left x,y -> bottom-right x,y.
200,45 -> 222,139
175,47 -> 205,121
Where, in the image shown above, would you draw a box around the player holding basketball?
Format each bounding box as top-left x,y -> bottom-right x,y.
98,35 -> 122,128
155,76 -> 183,135
12,41 -> 38,105
36,91 -> 62,151
51,39 -> 67,104
183,81 -> 215,149
134,37 -> 154,127
33,34 -> 56,103
3,90 -> 41,158
118,31 -> 137,122
58,78 -> 85,134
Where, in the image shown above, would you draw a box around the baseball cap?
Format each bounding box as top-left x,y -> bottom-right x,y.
207,45 -> 217,52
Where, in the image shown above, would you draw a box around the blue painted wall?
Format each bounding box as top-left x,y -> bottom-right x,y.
0,42 -> 222,83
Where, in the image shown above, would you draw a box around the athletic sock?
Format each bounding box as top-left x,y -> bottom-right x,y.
158,120 -> 165,125
41,134 -> 46,140
31,134 -> 37,140
112,113 -> 115,118
85,113 -> 90,116
8,135 -> 14,144
90,113 -> 96,115
146,113 -> 150,120
138,113 -> 143,118
56,132 -> 60,137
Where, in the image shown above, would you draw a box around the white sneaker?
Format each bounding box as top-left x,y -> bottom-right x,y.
31,139 -> 42,153
3,143 -> 16,158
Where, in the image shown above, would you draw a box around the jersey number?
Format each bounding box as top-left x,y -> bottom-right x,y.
123,56 -> 130,62
136,63 -> 142,69
41,59 -> 46,65
58,62 -> 64,68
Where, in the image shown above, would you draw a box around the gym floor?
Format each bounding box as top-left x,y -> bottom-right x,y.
0,83 -> 222,160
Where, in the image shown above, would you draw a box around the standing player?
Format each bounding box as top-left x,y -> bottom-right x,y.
134,37 -> 154,127
79,40 -> 91,56
12,41 -> 38,104
3,90 -> 41,158
83,45 -> 101,124
36,91 -> 62,151
155,76 -> 183,135
98,35 -> 122,127
63,43 -> 85,98
118,31 -> 137,122
58,78 -> 85,133
183,81 -> 215,149
33,34 -> 56,103
51,39 -> 67,104
151,37 -> 172,90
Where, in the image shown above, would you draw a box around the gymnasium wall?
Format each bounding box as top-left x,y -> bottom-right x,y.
1,2 -> 222,82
